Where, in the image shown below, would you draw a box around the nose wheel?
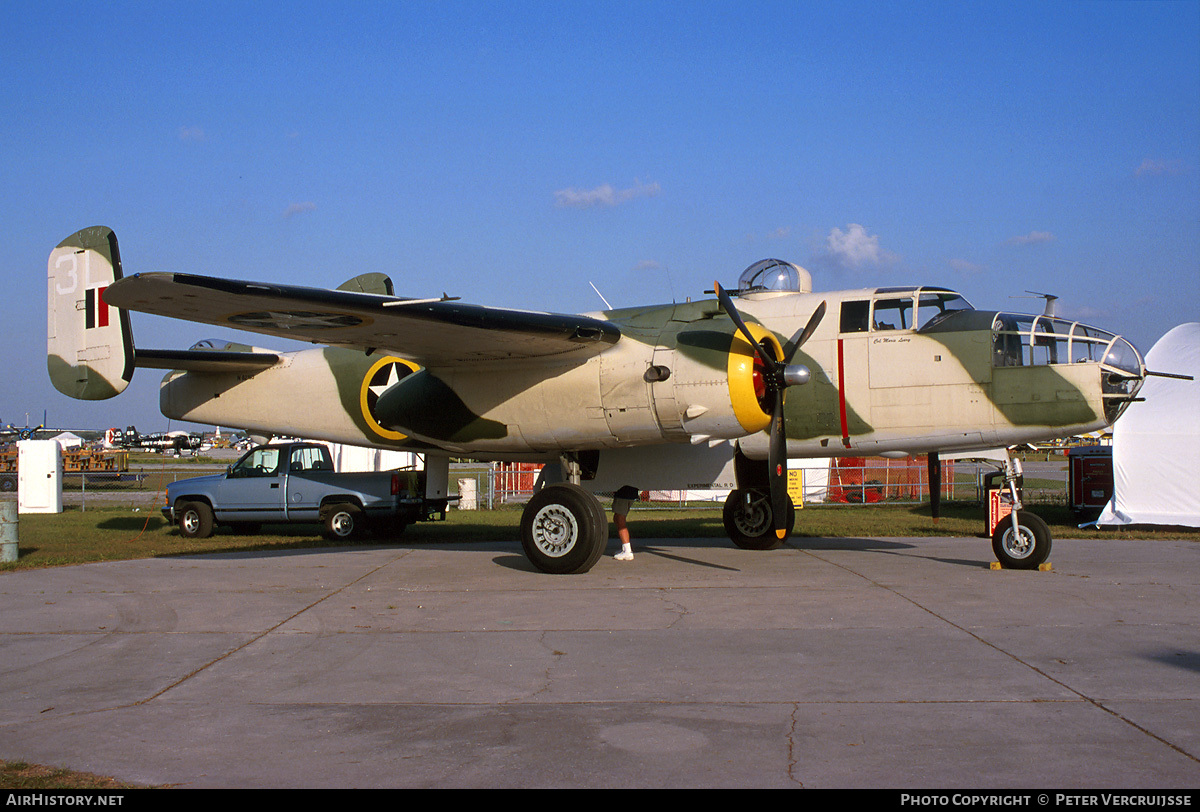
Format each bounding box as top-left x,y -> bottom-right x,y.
991,451 -> 1052,569
992,510 -> 1051,569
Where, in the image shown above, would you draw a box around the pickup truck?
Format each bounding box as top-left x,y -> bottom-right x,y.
163,442 -> 444,540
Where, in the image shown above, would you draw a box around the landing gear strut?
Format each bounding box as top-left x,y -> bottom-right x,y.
991,452 -> 1052,569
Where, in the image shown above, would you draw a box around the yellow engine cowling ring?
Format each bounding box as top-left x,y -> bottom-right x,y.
727,323 -> 784,435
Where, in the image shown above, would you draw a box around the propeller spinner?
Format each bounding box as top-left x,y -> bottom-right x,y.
715,282 -> 826,539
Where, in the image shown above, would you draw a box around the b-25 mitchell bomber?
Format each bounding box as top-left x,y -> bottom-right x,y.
48,226 -> 1149,573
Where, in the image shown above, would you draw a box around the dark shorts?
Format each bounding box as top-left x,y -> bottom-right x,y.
612,485 -> 639,515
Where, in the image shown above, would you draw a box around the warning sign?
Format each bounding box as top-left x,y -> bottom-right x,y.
787,469 -> 804,508
988,488 -> 1014,535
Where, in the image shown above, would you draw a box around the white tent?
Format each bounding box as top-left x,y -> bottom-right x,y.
323,442 -> 418,473
1097,323 -> 1200,528
50,431 -> 83,449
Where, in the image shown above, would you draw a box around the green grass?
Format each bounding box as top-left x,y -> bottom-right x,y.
3,501 -> 1195,571
0,759 -> 150,790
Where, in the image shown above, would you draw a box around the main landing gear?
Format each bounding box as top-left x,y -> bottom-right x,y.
722,488 -> 795,550
721,446 -> 796,550
521,483 -> 608,574
520,453 -> 608,574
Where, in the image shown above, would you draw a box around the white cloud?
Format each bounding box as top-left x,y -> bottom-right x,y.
949,258 -> 985,275
1006,231 -> 1055,246
283,201 -> 316,218
1134,158 -> 1185,177
554,179 -> 661,209
824,223 -> 892,269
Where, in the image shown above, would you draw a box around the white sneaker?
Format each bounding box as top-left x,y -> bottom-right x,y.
614,549 -> 634,561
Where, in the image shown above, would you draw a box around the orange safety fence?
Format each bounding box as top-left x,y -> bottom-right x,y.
826,455 -> 954,504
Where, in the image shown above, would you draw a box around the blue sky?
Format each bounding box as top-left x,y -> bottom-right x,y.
3,0 -> 1197,432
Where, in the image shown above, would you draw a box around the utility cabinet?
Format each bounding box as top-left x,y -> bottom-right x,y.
17,440 -> 62,514
1068,445 -> 1113,521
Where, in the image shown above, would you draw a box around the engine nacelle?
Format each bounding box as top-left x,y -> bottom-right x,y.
661,320 -> 784,441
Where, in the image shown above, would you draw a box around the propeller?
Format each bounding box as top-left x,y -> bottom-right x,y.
715,282 -> 826,539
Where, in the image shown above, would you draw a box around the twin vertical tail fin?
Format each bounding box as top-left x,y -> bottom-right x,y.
47,226 -> 135,400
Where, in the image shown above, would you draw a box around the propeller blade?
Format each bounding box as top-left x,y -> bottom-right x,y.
784,300 -> 827,363
768,388 -> 789,538
714,281 -> 778,374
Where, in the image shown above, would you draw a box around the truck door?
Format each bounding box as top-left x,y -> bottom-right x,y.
280,444 -> 334,520
215,445 -> 286,522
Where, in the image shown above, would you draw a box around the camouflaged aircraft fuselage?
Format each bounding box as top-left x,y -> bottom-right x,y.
156,287 -> 1143,463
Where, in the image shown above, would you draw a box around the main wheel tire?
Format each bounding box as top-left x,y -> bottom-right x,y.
321,503 -> 362,540
992,511 -> 1052,569
177,501 -> 215,539
723,488 -> 795,550
520,483 -> 607,574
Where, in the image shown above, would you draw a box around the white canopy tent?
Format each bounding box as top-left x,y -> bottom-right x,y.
1097,323 -> 1200,528
50,431 -> 83,449
324,442 -> 418,473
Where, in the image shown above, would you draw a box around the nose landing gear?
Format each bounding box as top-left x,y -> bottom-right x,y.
991,452 -> 1052,569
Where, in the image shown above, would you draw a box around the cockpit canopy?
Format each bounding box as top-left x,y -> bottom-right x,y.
839,287 -> 975,333
736,259 -> 812,296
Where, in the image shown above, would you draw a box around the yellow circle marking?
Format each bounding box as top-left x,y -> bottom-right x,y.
727,323 -> 783,434
359,355 -> 421,441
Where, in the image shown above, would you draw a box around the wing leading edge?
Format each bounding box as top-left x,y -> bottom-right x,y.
104,272 -> 621,365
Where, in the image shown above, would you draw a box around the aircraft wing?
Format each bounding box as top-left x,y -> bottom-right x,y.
103,272 -> 621,365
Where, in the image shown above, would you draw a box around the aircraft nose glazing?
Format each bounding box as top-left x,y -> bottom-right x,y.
1100,335 -> 1146,423
990,312 -> 1145,425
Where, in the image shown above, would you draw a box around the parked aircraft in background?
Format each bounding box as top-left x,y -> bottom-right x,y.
103,426 -> 203,453
0,424 -> 47,442
48,226 -> 1149,573
1,418 -> 99,443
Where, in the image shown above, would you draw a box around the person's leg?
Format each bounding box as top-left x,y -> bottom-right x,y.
613,497 -> 633,560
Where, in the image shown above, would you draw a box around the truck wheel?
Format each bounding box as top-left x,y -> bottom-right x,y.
992,511 -> 1052,569
321,503 -> 362,540
178,501 -> 214,539
520,483 -> 606,574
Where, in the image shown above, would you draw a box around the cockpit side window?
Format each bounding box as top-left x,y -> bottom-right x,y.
840,300 -> 871,333
872,297 -> 912,331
